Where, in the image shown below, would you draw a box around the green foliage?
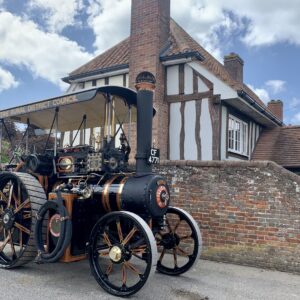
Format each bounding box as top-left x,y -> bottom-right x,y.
1,140 -> 11,163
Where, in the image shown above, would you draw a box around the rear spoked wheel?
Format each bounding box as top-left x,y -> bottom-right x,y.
89,211 -> 157,297
0,172 -> 47,268
156,207 -> 202,276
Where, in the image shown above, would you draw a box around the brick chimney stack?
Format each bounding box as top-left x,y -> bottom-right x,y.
224,53 -> 244,83
268,100 -> 283,121
129,0 -> 170,159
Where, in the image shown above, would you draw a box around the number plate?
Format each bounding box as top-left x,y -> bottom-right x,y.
148,148 -> 160,165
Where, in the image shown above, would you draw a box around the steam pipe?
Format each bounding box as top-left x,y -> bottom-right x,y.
135,72 -> 156,175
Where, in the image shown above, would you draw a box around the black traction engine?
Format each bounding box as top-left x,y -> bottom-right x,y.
0,72 -> 202,297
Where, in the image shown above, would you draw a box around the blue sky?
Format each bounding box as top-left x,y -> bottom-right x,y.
0,0 -> 299,124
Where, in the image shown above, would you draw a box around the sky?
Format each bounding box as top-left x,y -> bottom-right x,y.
0,0 -> 299,124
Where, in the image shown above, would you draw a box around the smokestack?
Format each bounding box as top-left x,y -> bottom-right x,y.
135,72 -> 156,175
267,100 -> 283,121
224,53 -> 244,83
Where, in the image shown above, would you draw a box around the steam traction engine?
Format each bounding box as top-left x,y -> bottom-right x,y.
0,72 -> 202,296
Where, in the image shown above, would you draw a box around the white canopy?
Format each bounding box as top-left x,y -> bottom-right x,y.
0,86 -> 140,132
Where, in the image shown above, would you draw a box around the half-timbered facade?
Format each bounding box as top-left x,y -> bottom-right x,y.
62,0 -> 283,162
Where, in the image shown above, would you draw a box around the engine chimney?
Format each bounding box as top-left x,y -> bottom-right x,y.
135,72 -> 156,175
224,53 -> 244,83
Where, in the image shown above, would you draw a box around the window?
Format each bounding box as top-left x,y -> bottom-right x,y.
92,79 -> 97,87
228,115 -> 248,156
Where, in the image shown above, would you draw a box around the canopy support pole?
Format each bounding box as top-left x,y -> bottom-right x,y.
71,114 -> 87,147
25,118 -> 30,155
54,108 -> 59,156
44,107 -> 59,154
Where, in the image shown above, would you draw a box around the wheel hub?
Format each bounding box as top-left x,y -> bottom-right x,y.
2,209 -> 15,229
109,246 -> 123,263
161,233 -> 180,250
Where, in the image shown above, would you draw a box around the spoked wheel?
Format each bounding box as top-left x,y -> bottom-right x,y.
0,172 -> 47,268
156,206 -> 202,276
89,211 -> 157,297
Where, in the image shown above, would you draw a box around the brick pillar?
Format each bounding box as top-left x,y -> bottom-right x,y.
268,100 -> 283,121
129,0 -> 170,159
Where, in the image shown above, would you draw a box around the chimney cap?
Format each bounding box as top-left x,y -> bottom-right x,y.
135,71 -> 156,91
224,52 -> 244,65
268,99 -> 283,104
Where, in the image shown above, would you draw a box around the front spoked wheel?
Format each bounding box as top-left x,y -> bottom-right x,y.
0,172 -> 47,268
88,211 -> 157,297
156,207 -> 202,276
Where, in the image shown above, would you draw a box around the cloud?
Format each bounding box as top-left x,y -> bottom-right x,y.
86,0 -> 131,54
247,84 -> 270,104
0,11 -> 92,89
287,97 -> 300,110
28,0 -> 84,32
265,80 -> 286,94
0,67 -> 19,92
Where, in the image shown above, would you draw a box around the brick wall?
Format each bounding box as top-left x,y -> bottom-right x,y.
154,160 -> 300,273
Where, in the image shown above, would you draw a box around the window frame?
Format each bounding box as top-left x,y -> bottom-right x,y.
228,114 -> 249,157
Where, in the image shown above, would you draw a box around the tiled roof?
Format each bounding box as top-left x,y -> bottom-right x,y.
252,126 -> 300,167
69,38 -> 130,77
66,19 -> 269,113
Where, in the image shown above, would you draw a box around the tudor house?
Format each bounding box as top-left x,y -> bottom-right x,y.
62,0 -> 290,167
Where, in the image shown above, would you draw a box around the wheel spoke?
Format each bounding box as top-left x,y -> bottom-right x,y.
121,264 -> 127,286
173,249 -> 178,268
0,234 -> 10,252
122,227 -> 137,246
131,245 -> 147,258
176,246 -> 189,257
172,219 -> 182,233
180,234 -> 192,241
14,198 -> 30,214
124,261 -> 141,275
106,262 -> 113,276
7,184 -> 14,208
22,212 -> 32,220
98,249 -> 110,257
0,191 -> 8,202
166,218 -> 172,232
8,230 -> 17,259
103,232 -> 112,247
116,220 -> 123,243
14,222 -> 31,235
159,248 -> 166,262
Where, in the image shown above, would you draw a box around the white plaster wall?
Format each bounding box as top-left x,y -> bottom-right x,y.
184,64 -> 193,95
85,81 -> 93,89
220,105 -> 227,160
198,77 -> 209,93
169,102 -> 181,160
97,78 -> 105,87
167,66 -> 179,95
188,61 -> 237,99
125,74 -> 129,87
184,101 -> 197,160
200,98 -> 213,160
109,75 -> 123,86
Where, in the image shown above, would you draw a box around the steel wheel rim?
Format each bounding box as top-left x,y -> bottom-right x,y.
89,212 -> 155,296
156,207 -> 201,275
0,176 -> 31,266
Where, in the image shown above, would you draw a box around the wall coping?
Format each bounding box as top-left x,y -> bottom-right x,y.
158,160 -> 300,184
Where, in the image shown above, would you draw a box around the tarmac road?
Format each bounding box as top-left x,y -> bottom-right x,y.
0,259 -> 299,300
